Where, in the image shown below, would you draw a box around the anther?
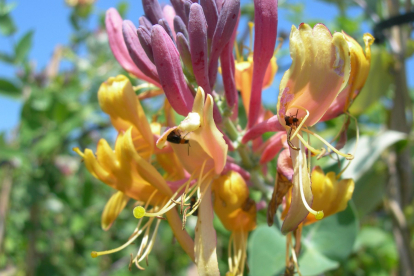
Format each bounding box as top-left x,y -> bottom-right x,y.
133,206 -> 146,219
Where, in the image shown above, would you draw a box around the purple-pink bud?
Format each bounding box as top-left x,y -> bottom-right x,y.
220,11 -> 239,108
188,4 -> 211,94
174,16 -> 189,41
122,20 -> 159,83
137,27 -> 154,63
138,16 -> 153,31
176,33 -> 194,75
247,0 -> 278,128
200,0 -> 218,41
208,0 -> 240,88
105,8 -> 159,86
151,25 -> 194,116
158,18 -> 175,43
215,0 -> 223,13
242,115 -> 285,143
142,0 -> 164,24
170,0 -> 188,25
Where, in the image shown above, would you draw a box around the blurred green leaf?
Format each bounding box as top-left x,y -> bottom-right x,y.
0,13 -> 16,36
352,166 -> 386,216
14,30 -> 34,63
249,204 -> 358,275
116,1 -> 129,18
301,203 -> 358,263
0,77 -> 21,98
248,225 -> 286,276
327,131 -> 407,180
0,51 -> 14,63
0,1 -> 17,15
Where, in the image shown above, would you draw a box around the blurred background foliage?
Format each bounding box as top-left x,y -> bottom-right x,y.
0,0 -> 413,275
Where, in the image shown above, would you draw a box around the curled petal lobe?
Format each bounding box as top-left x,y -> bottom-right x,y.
321,33 -> 375,121
101,191 -> 129,231
98,75 -> 154,158
304,167 -> 355,224
157,88 -> 228,175
151,25 -> 194,116
277,24 -> 351,128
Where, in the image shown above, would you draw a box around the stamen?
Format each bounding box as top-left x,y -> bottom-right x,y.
289,106 -> 309,141
301,128 -> 354,160
298,140 -> 324,220
337,112 -> 359,179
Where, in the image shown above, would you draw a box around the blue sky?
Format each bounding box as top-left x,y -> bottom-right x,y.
0,0 -> 413,135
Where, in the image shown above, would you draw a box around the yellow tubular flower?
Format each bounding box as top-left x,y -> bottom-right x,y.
212,171 -> 256,276
101,191 -> 129,231
305,166 -> 354,224
282,166 -> 354,225
235,56 -> 277,115
321,33 -> 375,121
74,129 -> 195,264
98,75 -> 154,160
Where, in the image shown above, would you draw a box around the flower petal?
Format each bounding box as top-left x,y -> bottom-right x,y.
98,75 -> 154,158
101,191 -> 129,231
277,23 -> 351,127
281,137 -> 313,234
194,184 -> 220,276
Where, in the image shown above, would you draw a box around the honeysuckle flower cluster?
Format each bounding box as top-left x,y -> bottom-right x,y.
74,0 -> 374,274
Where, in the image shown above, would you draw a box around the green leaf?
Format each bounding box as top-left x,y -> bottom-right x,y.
352,167 -> 386,217
116,1 -> 129,18
0,77 -> 21,98
249,204 -> 358,275
302,203 -> 358,262
248,225 -> 286,276
14,30 -> 34,63
0,13 -> 16,36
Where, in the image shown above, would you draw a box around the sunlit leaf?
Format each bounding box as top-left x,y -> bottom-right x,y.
14,30 -> 34,63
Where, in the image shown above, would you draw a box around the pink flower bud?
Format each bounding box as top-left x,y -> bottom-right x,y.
151,25 -> 194,116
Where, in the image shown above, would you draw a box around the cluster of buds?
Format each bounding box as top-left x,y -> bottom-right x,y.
74,0 -> 374,275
